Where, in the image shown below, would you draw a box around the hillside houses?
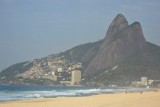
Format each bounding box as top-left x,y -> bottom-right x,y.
15,55 -> 83,85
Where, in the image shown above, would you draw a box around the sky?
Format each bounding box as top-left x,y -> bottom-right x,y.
0,0 -> 160,71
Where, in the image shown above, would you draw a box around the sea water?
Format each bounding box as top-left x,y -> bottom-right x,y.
0,85 -> 149,102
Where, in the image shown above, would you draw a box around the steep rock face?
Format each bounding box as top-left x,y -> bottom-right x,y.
84,14 -> 147,76
104,14 -> 128,42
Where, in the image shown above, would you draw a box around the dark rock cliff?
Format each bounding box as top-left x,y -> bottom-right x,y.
84,14 -> 147,76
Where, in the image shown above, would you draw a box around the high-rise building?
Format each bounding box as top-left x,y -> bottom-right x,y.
71,70 -> 81,85
141,77 -> 148,85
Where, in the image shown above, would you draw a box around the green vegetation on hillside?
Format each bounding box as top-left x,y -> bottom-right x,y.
60,40 -> 103,64
0,62 -> 33,81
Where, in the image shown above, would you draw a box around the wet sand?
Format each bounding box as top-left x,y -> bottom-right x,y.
0,90 -> 160,107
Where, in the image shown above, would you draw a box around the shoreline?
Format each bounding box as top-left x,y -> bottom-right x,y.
0,87 -> 156,102
0,89 -> 160,107
0,87 -> 153,103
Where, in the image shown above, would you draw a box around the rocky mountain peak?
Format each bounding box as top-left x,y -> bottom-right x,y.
84,14 -> 147,76
105,13 -> 129,41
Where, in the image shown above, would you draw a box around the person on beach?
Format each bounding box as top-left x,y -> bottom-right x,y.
125,91 -> 127,94
154,90 -> 158,93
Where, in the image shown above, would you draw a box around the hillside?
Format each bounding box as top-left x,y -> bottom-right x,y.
87,42 -> 160,86
0,41 -> 102,85
59,39 -> 103,66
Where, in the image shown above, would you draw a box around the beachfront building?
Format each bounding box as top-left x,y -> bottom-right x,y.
71,70 -> 81,85
148,79 -> 154,85
131,77 -> 160,88
131,81 -> 141,87
141,77 -> 148,85
60,81 -> 71,86
59,70 -> 82,86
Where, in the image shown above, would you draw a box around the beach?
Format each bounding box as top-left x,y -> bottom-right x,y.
0,90 -> 160,107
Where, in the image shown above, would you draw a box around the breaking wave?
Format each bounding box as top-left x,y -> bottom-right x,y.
0,85 -> 149,102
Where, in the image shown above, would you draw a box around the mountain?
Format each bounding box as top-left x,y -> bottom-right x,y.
92,42 -> 160,86
0,13 -> 160,86
84,14 -> 147,76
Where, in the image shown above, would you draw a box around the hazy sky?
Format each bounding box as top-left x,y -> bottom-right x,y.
0,0 -> 160,71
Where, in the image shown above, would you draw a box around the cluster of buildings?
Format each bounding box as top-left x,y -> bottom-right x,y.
16,54 -> 82,86
131,77 -> 160,88
48,60 -> 82,86
60,70 -> 81,86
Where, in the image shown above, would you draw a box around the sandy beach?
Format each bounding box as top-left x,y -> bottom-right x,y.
0,90 -> 160,107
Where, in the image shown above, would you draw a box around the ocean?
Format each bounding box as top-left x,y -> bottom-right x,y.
0,85 -> 149,102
